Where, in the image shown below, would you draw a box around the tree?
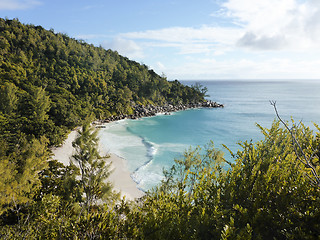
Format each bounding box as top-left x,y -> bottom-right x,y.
71,120 -> 115,209
120,121 -> 320,239
27,86 -> 51,122
36,160 -> 82,203
0,82 -> 18,115
191,82 -> 209,101
0,136 -> 49,216
271,100 -> 320,187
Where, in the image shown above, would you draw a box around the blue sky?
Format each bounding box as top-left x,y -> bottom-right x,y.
1,0 -> 320,80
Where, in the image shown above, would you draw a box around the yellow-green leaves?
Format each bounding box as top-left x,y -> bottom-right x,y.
71,120 -> 115,209
0,136 -> 49,215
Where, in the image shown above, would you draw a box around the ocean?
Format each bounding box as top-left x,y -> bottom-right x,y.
98,80 -> 320,191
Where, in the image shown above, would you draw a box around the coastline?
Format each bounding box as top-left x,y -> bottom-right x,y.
51,101 -> 223,200
107,153 -> 145,200
95,101 -> 223,124
51,129 -> 145,201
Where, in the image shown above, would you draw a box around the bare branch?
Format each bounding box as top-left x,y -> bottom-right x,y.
270,101 -> 320,187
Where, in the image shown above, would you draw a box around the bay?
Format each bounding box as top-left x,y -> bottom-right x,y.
98,80 -> 320,191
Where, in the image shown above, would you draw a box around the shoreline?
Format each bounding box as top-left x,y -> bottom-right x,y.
107,153 -> 145,199
51,129 -> 145,201
51,101 -> 224,200
95,101 -> 223,124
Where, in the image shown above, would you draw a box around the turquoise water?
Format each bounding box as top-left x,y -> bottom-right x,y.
98,80 -> 320,191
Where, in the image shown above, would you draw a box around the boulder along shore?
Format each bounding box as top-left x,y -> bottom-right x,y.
84,100 -> 223,198
96,100 -> 224,124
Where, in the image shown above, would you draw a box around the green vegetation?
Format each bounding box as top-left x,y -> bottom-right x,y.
130,121 -> 320,239
0,17 -> 207,147
71,120 -> 116,209
0,18 -> 319,239
0,17 -> 208,230
1,121 -> 319,239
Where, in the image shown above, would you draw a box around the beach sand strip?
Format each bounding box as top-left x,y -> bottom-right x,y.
51,130 -> 145,201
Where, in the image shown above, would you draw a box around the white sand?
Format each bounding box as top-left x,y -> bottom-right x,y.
51,130 -> 78,166
51,129 -> 145,201
107,153 -> 145,200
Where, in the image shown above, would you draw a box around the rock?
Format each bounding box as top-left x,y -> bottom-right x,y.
100,100 -> 223,124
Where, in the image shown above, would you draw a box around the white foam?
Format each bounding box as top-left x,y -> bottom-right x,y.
98,121 -> 149,172
131,167 -> 164,190
148,146 -> 157,158
97,120 -> 193,191
141,138 -> 158,159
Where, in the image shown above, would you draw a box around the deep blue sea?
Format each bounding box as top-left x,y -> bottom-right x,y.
99,80 -> 320,191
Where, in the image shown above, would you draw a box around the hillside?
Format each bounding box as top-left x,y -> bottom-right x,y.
0,18 -> 208,147
0,18 -> 319,239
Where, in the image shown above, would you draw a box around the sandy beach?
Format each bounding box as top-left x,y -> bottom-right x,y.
51,129 -> 145,201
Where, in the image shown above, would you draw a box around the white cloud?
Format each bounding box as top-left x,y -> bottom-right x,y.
155,61 -> 166,70
92,0 -> 320,79
101,37 -> 144,60
223,0 -> 297,30
166,56 -> 320,80
121,26 -> 243,56
0,0 -> 42,10
122,26 -> 241,45
223,0 -> 320,50
76,34 -> 110,41
237,32 -> 287,50
119,0 -> 320,54
150,62 -> 167,76
167,54 -> 320,80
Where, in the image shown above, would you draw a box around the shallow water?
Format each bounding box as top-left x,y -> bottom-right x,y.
98,80 -> 320,191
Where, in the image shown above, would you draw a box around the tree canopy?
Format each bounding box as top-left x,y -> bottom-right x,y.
1,120 -> 319,239
1,18 -> 319,239
71,120 -> 116,209
0,18 -> 211,238
0,17 -> 206,147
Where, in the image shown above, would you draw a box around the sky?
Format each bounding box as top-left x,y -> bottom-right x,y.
1,0 -> 320,80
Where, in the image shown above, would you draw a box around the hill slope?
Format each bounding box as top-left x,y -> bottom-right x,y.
0,18 -> 207,146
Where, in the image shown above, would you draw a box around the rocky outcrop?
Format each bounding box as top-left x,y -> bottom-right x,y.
95,100 -> 223,125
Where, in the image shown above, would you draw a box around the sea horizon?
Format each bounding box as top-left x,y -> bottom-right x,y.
99,80 -> 320,191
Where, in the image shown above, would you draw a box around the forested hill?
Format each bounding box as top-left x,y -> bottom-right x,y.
1,18 -> 319,238
0,18 -> 207,147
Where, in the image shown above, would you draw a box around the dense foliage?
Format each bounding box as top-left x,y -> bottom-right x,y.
0,18 -> 207,227
0,17 -> 206,147
128,121 -> 320,239
1,18 -> 319,239
1,121 -> 319,239
71,120 -> 116,209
